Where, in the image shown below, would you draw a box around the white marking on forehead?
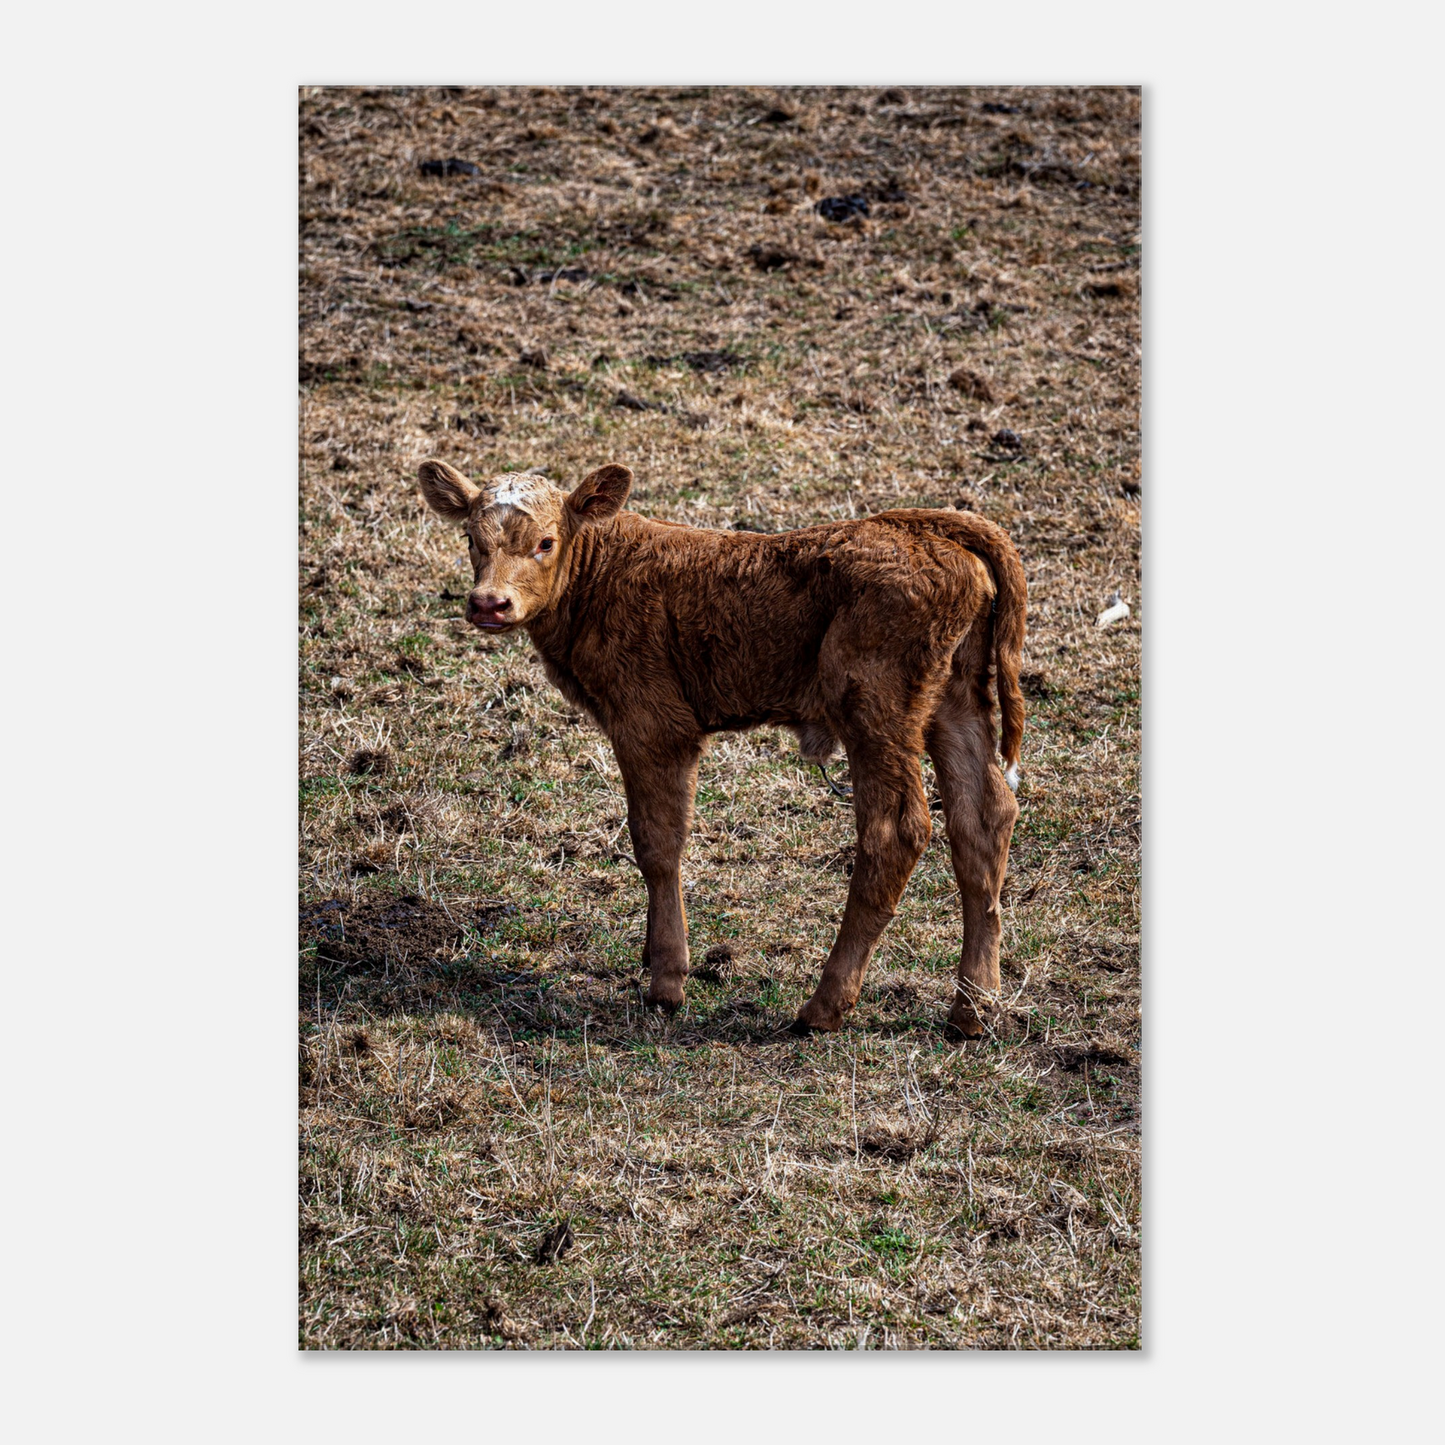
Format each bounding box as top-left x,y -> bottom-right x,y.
483,472 -> 553,516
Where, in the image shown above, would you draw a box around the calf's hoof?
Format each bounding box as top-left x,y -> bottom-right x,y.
945,1002 -> 987,1041
644,981 -> 685,1014
794,994 -> 846,1034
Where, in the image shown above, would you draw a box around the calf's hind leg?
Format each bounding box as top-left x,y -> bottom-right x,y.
613,737 -> 702,1012
926,679 -> 1019,1037
794,734 -> 933,1032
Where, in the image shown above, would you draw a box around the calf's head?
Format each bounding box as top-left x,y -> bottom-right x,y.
418,460 -> 632,632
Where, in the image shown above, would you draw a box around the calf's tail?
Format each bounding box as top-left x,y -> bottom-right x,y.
990,542 -> 1027,790
929,512 -> 1028,787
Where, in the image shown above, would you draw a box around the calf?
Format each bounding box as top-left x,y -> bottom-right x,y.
417,459 -> 1026,1037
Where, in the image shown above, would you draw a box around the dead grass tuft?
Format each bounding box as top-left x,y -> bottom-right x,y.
696,943 -> 736,983
535,1220 -> 575,1265
1082,275 -> 1138,300
859,1104 -> 943,1162
948,366 -> 997,403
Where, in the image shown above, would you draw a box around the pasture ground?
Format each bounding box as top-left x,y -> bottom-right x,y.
299,84 -> 1141,1350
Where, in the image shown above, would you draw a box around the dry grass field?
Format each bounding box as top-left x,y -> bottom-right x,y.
298,84 -> 1140,1350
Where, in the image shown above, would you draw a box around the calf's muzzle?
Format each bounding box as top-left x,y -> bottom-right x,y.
467,592 -> 515,629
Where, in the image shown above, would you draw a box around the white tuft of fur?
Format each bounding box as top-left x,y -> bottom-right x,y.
485,472 -> 552,515
1004,762 -> 1020,792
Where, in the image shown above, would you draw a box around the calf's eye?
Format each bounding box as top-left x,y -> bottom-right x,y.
537,538 -> 555,554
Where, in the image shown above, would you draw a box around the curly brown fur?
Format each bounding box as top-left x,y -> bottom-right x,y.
417,459 -> 1026,1033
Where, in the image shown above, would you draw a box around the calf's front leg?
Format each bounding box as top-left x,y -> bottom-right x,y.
613,737 -> 702,1012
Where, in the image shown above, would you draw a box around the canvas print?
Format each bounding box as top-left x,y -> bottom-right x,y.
299,84 -> 1141,1349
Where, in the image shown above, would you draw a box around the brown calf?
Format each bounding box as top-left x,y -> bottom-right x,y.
417,459 -> 1026,1036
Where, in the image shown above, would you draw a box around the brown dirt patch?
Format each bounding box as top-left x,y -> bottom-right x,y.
300,894 -> 507,970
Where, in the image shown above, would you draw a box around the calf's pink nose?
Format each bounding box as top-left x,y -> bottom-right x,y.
467,594 -> 513,623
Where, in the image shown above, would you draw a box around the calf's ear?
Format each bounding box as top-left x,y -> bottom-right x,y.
418,460 -> 481,522
566,464 -> 633,525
